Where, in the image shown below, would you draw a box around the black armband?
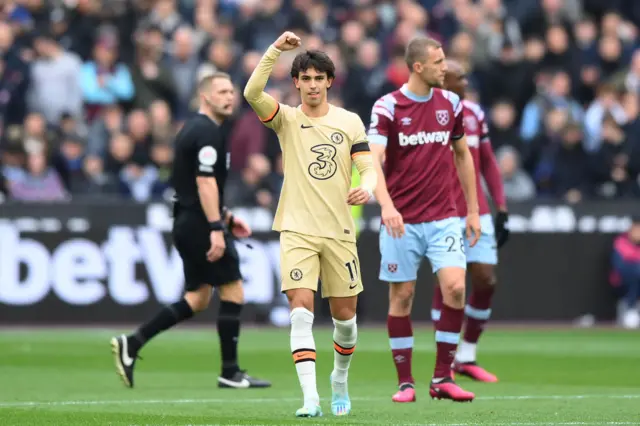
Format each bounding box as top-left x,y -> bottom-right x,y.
350,142 -> 371,155
209,220 -> 225,231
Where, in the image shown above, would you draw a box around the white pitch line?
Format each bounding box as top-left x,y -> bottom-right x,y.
133,423 -> 640,426
0,394 -> 639,408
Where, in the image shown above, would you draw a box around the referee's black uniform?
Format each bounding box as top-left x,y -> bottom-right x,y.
170,113 -> 241,291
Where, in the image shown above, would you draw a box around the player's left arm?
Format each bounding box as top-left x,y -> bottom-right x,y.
451,101 -> 480,245
451,135 -> 478,216
347,117 -> 377,205
478,118 -> 506,212
478,116 -> 510,247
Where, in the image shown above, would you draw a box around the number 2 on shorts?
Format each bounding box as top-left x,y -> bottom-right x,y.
445,236 -> 465,253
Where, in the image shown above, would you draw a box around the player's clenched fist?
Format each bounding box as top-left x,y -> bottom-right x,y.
274,31 -> 301,51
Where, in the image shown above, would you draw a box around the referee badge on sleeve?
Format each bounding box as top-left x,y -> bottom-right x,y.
198,146 -> 217,172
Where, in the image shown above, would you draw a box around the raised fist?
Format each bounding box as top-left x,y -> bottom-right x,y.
274,31 -> 301,51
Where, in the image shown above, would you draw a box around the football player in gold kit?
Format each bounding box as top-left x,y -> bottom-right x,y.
244,31 -> 377,418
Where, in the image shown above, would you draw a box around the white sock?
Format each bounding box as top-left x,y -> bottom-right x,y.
290,307 -> 319,406
332,315 -> 358,384
455,340 -> 477,363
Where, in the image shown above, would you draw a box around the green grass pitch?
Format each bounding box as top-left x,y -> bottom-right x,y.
0,327 -> 638,425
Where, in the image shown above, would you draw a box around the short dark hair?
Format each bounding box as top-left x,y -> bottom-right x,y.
290,50 -> 336,80
405,36 -> 442,70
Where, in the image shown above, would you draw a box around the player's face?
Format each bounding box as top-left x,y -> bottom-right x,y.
294,68 -> 332,107
444,70 -> 468,98
416,47 -> 447,88
203,77 -> 235,117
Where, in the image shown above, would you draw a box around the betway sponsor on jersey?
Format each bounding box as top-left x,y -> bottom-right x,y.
398,131 -> 450,147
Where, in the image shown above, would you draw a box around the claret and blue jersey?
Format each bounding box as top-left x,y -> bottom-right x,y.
369,84 -> 467,279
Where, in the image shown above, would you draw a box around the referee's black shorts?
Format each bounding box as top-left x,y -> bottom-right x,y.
172,210 -> 242,291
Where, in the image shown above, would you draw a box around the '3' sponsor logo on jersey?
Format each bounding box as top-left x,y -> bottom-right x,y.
308,144 -> 337,180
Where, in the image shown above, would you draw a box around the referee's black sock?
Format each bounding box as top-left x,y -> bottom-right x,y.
217,301 -> 243,378
128,299 -> 194,354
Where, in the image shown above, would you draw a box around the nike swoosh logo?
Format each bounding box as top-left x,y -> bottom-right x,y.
349,283 -> 357,289
301,124 -> 314,129
121,335 -> 134,367
218,376 -> 251,388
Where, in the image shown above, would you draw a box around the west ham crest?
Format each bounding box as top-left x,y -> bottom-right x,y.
435,110 -> 449,126
388,263 -> 398,273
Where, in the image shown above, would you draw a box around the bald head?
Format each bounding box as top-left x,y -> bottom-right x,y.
444,59 -> 468,98
445,59 -> 465,77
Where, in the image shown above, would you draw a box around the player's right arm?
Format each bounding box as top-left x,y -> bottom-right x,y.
194,129 -> 226,262
243,31 -> 301,131
368,96 -> 405,238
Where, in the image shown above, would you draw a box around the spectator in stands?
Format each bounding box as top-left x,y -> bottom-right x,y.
80,37 -> 134,123
7,149 -> 68,202
610,49 -> 640,95
520,70 -> 583,143
28,31 -> 83,125
344,38 -> 388,122
104,132 -> 133,177
87,104 -> 124,157
610,215 -> 640,329
583,83 -> 627,152
119,156 -> 159,202
79,154 -> 118,196
497,145 -> 536,201
149,141 -> 173,200
126,109 -> 152,160
489,100 -> 521,152
545,123 -> 590,203
129,25 -> 176,111
0,127 -> 26,187
140,0 -> 187,45
591,115 -> 634,199
200,39 -> 236,81
169,26 -> 199,120
226,153 -> 274,209
148,100 -> 174,145
0,21 -> 29,126
58,133 -> 87,193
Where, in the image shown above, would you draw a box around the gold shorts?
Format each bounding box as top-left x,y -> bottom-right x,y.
280,231 -> 363,298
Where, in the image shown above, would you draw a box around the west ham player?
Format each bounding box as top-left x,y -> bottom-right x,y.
244,32 -> 376,417
369,36 -> 481,403
431,60 -> 510,382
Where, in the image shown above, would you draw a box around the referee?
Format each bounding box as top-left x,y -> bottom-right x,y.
111,73 -> 271,389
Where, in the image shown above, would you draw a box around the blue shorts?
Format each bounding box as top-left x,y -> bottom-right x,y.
460,214 -> 498,265
379,217 -> 466,282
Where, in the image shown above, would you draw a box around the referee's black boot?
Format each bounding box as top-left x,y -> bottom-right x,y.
218,369 -> 271,388
110,334 -> 138,388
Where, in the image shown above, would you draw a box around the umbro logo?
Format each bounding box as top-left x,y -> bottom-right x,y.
301,124 -> 314,129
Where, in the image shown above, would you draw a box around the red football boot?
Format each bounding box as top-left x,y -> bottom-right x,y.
453,361 -> 498,383
429,378 -> 475,402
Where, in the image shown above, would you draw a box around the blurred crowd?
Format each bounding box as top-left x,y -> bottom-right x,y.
2,0 -> 640,206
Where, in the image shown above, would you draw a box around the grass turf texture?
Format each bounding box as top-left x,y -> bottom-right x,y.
0,328 -> 638,425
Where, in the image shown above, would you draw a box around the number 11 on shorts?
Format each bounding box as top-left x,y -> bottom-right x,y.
345,259 -> 358,282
